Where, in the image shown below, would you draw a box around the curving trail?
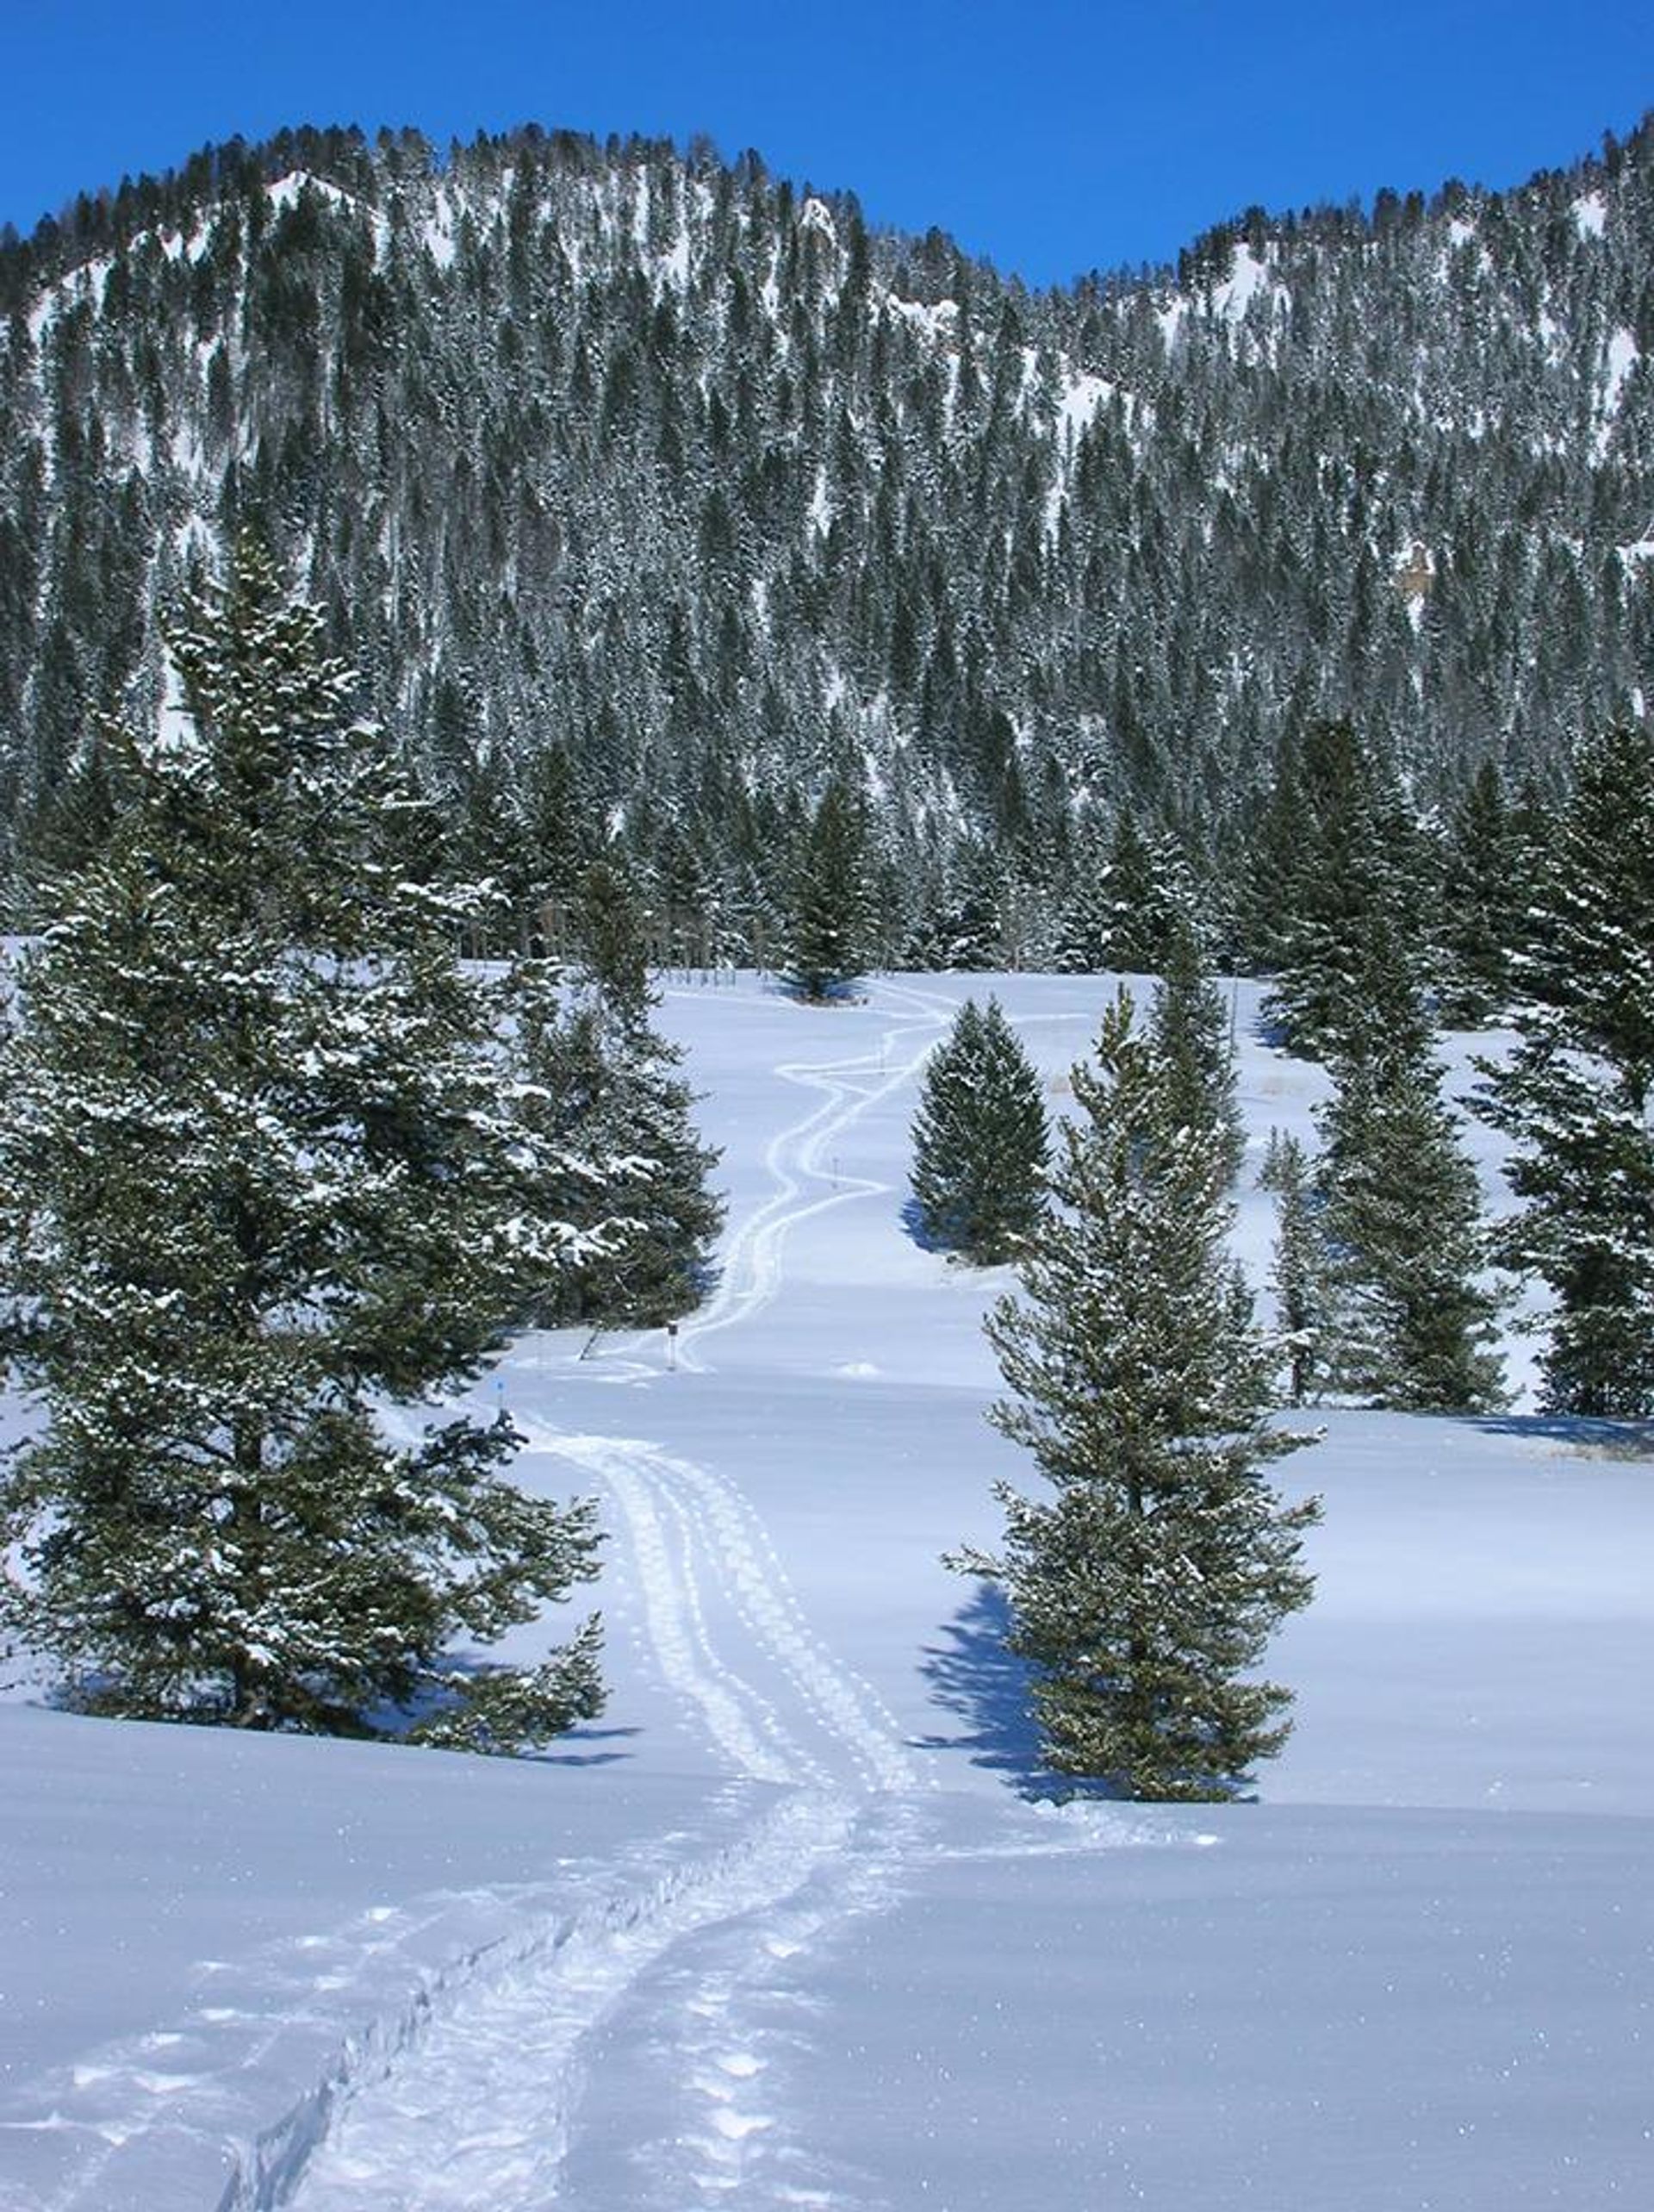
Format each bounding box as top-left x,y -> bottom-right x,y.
526,1424 -> 922,1798
278,980 -> 954,2210
675,976 -> 958,1370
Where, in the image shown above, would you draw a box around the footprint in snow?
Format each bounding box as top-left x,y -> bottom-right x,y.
710,2107 -> 773,2141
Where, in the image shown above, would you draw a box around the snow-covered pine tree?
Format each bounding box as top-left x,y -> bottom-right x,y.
1319,926 -> 1506,1411
1436,760 -> 1520,1026
930,836 -> 1010,970
951,993 -> 1320,1801
0,540 -> 606,1748
909,996 -> 1049,1264
510,862 -> 725,1328
1056,813 -> 1189,977
571,856 -> 653,1013
1477,726 -> 1654,1416
1260,721 -> 1422,1060
778,776 -> 874,1001
911,997 -> 986,1238
1259,1129 -> 1334,1405
1051,821 -> 1113,974
1150,912 -> 1245,1185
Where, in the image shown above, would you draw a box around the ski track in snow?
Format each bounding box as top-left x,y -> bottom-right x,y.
531,1426 -> 920,1797
553,1792 -> 927,2212
280,1402 -> 926,2211
257,981 -> 953,2209
674,976 -> 960,1371
286,1791 -> 876,2212
35,978 -> 1130,2212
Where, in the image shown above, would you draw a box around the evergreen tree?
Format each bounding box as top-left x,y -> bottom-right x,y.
1260,722 -> 1420,1060
519,745 -> 598,925
1259,1129 -> 1334,1406
1319,929 -> 1506,1411
910,995 -> 1049,1263
930,836 -> 1008,969
778,775 -> 874,1000
1235,750 -> 1305,974
950,994 -> 1320,1801
573,855 -> 653,1018
1057,812 -> 1188,976
1150,913 -> 1245,1185
1478,726 -> 1654,1416
0,542 -> 606,1746
1052,821 -> 1112,974
1436,760 -> 1520,1025
511,862 -> 725,1328
1094,810 -> 1163,973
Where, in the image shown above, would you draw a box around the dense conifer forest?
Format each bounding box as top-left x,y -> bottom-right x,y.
2,115 -> 1651,958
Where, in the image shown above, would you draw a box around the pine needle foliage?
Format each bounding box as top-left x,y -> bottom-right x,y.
1477,726 -> 1654,1416
952,994 -> 1320,1801
910,996 -> 1049,1264
1259,721 -> 1421,1061
1436,761 -> 1520,1026
1150,913 -> 1245,1186
1318,929 -> 1507,1412
1259,1131 -> 1334,1406
778,776 -> 874,1001
509,872 -> 725,1331
0,540 -> 606,1747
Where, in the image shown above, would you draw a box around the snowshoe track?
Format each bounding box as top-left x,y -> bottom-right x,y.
284,1792 -> 867,2212
233,983 -> 955,2209
525,1425 -> 921,1796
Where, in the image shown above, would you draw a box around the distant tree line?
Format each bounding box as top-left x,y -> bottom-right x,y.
1,115 -> 1651,966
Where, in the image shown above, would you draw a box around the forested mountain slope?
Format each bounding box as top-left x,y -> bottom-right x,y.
3,117 -> 1651,950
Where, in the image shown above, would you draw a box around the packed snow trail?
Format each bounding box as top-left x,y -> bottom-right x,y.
549,1791 -> 928,2212
280,983 -> 947,2210
285,1791 -> 869,2212
531,1428 -> 921,1796
673,977 -> 959,1369
286,1399 -> 926,2207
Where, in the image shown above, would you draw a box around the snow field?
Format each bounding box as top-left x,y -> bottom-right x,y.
3,972 -> 1651,2210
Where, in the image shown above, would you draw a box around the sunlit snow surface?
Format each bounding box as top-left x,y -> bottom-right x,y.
2,973 -> 1651,2210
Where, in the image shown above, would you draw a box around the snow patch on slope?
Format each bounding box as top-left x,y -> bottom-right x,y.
1055,370 -> 1115,446
420,189 -> 457,271
266,172 -> 353,217
886,293 -> 958,342
1210,240 -> 1276,321
1597,327 -> 1639,456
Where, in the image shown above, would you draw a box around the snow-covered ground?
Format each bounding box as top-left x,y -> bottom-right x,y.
3,973 -> 1651,2211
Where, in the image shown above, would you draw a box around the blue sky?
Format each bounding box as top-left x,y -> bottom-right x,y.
5,1 -> 1651,284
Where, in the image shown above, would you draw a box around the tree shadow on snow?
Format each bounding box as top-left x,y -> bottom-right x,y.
1247,1002 -> 1291,1052
1467,1410 -> 1654,1461
524,1723 -> 642,1768
899,1195 -> 951,1254
916,1582 -> 1125,1803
